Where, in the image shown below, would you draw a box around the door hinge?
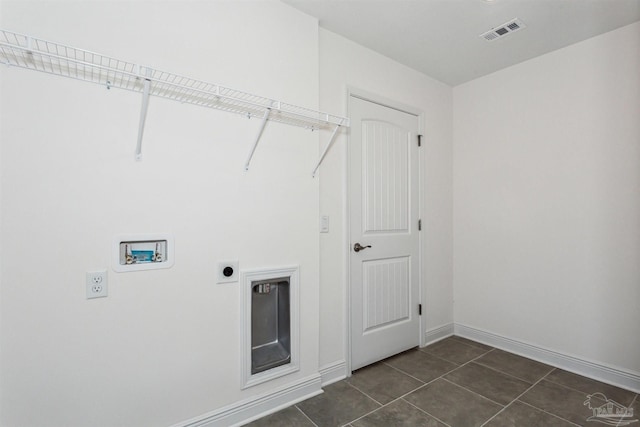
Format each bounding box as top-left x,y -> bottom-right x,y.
418,134 -> 422,147
418,219 -> 422,231
418,304 -> 422,315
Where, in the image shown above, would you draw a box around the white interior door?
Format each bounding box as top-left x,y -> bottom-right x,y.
349,95 -> 420,371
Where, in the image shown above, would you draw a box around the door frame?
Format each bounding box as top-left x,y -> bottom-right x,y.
344,87 -> 425,374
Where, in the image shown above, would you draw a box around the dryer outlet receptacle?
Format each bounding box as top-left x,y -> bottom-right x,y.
217,260 -> 239,284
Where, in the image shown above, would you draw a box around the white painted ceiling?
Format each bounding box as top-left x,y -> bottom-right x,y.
283,0 -> 640,86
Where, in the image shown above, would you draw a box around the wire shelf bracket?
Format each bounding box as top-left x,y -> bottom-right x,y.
135,70 -> 152,161
312,118 -> 345,177
0,29 -> 350,173
244,105 -> 272,171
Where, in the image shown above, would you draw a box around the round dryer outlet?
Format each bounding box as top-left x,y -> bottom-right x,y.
216,260 -> 239,283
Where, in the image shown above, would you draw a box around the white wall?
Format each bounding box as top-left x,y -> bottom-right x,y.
453,22 -> 640,375
0,1 -> 3,423
0,2 -> 321,426
318,29 -> 453,369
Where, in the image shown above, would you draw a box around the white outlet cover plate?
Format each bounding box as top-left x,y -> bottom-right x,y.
217,260 -> 239,283
86,270 -> 108,299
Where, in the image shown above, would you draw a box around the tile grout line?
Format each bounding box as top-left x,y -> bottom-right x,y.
386,360 -> 475,427
448,347 -> 495,368
341,378 -> 451,426
478,369 -> 554,427
430,340 -> 609,426
296,338 -> 635,427
616,393 -> 638,427
543,374 -> 637,404
343,404 -> 384,426
341,404 -> 385,426
410,342 -> 496,378
343,379 -> 384,406
395,340 -> 630,427
468,350 -> 636,423
341,345 -> 461,426
445,335 -> 494,352
347,341 -> 485,427
440,376 -> 506,407
434,346 -> 570,425
452,336 -> 638,398
449,335 -> 495,350
440,342 -> 556,387
471,358 -> 556,385
517,399 -> 583,427
252,337 -> 633,427
419,344 -> 494,366
345,384 -> 454,427
364,341 -> 526,426
382,360 -> 432,383
381,345 -> 483,389
306,350 -> 438,427
480,367 -> 589,427
294,404 -> 320,427
419,343 -> 495,364
402,397 -> 453,427
420,341 -> 484,356
383,348 -> 507,427
429,346 -> 496,380
376,342 -> 503,423
337,380 -> 389,426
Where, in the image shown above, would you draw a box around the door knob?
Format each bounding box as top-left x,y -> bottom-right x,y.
353,243 -> 372,252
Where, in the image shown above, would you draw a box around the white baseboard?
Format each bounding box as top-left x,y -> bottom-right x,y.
175,374 -> 323,427
454,323 -> 640,394
319,360 -> 347,386
423,323 -> 454,346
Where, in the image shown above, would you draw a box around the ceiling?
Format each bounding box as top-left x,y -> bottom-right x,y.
283,0 -> 640,86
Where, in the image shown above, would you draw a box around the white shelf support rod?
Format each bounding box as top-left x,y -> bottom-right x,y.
311,119 -> 344,178
244,107 -> 271,171
135,73 -> 152,161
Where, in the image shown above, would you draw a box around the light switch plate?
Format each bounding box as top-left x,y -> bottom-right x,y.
320,215 -> 329,233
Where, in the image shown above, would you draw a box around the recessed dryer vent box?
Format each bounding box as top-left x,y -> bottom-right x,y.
113,234 -> 174,272
241,266 -> 299,389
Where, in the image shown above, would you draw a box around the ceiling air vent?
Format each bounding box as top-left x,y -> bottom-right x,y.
480,18 -> 526,41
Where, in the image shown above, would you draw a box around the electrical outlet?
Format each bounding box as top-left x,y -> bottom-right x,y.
86,270 -> 108,299
216,260 -> 239,284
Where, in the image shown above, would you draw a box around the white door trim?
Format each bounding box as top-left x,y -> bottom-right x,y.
344,86 -> 425,374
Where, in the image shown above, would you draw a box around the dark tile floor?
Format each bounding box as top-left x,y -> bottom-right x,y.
245,336 -> 639,427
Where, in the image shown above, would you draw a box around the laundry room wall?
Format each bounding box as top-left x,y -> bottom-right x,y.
453,22 -> 640,380
0,1 -> 321,426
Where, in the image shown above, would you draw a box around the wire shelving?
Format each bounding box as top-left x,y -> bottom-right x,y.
0,29 -> 348,175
